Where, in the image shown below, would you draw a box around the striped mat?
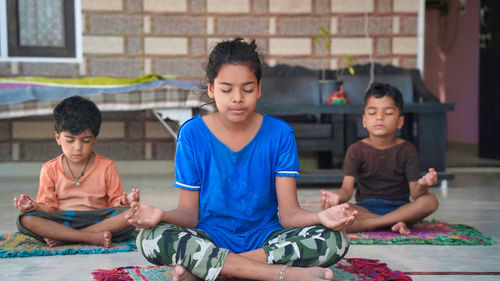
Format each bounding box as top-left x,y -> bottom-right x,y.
92,258 -> 412,281
348,220 -> 496,246
0,232 -> 136,258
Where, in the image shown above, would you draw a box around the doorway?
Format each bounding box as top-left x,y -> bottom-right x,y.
479,0 -> 500,159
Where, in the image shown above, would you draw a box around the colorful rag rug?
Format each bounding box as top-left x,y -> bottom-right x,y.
0,232 -> 136,258
348,220 -> 496,246
92,258 -> 412,281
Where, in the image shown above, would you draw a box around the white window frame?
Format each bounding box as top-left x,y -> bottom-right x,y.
0,0 -> 82,63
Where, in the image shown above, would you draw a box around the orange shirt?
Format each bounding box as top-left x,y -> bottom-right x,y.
36,153 -> 124,211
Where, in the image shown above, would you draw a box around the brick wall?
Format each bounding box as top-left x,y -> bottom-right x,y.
0,0 -> 419,79
0,0 -> 419,162
0,111 -> 177,162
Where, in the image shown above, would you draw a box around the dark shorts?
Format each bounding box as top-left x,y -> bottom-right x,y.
356,198 -> 408,215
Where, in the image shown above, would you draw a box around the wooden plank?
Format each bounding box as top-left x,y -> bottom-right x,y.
297,169 -> 454,185
257,102 -> 455,115
290,123 -> 332,138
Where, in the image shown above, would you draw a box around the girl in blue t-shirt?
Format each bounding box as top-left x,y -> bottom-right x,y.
126,38 -> 358,281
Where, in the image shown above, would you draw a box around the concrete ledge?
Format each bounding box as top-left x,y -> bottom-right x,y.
116,160 -> 175,175
447,167 -> 500,174
0,160 -> 175,178
0,162 -> 44,177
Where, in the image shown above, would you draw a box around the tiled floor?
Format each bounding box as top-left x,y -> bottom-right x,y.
1,163 -> 500,280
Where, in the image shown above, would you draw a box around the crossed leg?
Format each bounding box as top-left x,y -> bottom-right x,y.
20,208 -> 134,247
137,224 -> 348,281
171,252 -> 334,281
346,193 -> 439,234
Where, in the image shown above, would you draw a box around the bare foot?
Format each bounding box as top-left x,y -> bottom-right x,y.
87,231 -> 112,248
391,221 -> 411,235
284,266 -> 334,281
43,237 -> 67,247
102,231 -> 112,247
172,265 -> 200,281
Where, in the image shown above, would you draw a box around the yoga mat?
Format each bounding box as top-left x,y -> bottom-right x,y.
92,258 -> 412,281
348,220 -> 496,245
0,232 -> 136,258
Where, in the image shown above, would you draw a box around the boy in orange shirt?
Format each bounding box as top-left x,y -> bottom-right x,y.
13,95 -> 139,247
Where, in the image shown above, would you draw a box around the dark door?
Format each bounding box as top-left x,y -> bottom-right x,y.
479,0 -> 500,158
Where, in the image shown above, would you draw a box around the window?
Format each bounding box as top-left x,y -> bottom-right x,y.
0,0 -> 82,62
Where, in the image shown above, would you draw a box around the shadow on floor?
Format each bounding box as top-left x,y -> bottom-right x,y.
446,142 -> 500,167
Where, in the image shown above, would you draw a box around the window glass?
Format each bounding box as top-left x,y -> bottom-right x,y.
2,0 -> 79,60
18,0 -> 65,47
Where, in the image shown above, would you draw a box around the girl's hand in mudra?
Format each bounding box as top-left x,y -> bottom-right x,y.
318,202 -> 358,231
125,202 -> 163,229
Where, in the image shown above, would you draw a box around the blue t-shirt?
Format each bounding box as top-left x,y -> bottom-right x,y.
173,114 -> 300,253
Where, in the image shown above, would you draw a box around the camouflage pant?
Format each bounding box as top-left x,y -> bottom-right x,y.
136,224 -> 349,281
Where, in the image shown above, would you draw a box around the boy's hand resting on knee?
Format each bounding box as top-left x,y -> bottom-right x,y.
121,188 -> 140,206
418,168 -> 438,187
318,202 -> 357,231
320,189 -> 340,210
125,202 -> 163,229
13,194 -> 36,212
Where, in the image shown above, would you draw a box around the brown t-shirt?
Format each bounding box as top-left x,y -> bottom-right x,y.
344,140 -> 421,203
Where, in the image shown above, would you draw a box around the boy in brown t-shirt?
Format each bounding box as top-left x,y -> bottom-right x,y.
320,82 -> 439,234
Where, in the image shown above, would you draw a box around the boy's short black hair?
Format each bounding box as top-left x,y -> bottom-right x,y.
364,82 -> 404,114
53,95 -> 102,136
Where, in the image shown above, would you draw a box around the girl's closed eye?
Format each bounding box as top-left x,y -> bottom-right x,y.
243,87 -> 254,93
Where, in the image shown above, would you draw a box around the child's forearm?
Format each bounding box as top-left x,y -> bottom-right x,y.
162,208 -> 198,228
33,202 -> 58,213
410,183 -> 429,200
336,188 -> 352,203
280,208 -> 321,228
335,176 -> 355,204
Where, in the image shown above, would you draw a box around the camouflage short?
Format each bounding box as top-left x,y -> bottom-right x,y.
136,224 -> 349,281
263,225 -> 350,267
136,224 -> 228,281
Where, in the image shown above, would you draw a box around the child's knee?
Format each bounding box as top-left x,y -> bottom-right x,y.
19,214 -> 36,227
136,224 -> 212,266
16,215 -> 43,240
418,193 -> 439,213
286,227 -> 350,267
322,230 -> 350,266
137,225 -> 227,280
428,194 -> 439,212
136,227 -> 170,265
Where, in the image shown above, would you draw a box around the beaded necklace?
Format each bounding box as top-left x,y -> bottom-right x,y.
64,152 -> 92,186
